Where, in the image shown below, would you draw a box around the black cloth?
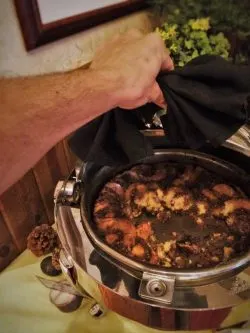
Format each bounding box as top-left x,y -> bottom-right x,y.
69,107 -> 155,166
69,55 -> 250,165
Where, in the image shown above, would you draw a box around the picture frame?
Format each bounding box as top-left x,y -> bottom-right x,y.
14,0 -> 148,51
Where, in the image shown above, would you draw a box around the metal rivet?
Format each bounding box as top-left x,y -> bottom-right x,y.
146,279 -> 167,297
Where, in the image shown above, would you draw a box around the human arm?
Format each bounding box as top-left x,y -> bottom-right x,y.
0,30 -> 173,195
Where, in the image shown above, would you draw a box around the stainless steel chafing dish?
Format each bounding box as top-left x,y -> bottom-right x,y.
54,125 -> 250,331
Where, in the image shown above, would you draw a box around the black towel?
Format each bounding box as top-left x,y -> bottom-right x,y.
69,107 -> 155,166
69,55 -> 250,165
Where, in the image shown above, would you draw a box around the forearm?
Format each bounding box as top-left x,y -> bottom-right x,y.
0,68 -> 118,194
0,30 -> 173,194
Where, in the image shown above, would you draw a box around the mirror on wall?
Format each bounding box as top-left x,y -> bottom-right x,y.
14,0 -> 148,51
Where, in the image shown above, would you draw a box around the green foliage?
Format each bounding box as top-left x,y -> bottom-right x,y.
156,18 -> 230,67
148,0 -> 250,36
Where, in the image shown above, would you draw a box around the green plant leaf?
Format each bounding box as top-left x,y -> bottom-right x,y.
148,0 -> 249,63
156,14 -> 230,66
184,39 -> 194,49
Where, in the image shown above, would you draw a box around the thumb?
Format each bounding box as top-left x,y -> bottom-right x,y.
148,81 -> 166,108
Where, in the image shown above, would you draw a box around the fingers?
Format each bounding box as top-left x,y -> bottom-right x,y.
156,35 -> 174,71
116,81 -> 166,110
148,82 -> 166,108
145,32 -> 174,71
92,29 -> 172,110
161,48 -> 174,71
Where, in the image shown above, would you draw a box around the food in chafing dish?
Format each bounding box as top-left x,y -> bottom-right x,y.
94,163 -> 250,269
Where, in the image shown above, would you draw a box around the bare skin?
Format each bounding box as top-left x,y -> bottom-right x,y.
0,30 -> 173,195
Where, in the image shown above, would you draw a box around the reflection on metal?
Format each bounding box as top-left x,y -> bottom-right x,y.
55,202 -> 250,311
141,124 -> 250,158
59,250 -> 79,287
140,129 -> 165,137
152,108 -> 167,128
53,163 -> 83,206
139,272 -> 175,304
224,125 -> 250,157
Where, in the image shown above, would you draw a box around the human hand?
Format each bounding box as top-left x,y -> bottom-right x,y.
90,29 -> 174,109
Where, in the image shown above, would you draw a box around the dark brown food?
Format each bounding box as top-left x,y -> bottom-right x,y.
94,163 -> 250,269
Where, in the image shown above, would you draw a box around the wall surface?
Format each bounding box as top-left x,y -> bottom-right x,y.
0,0 -> 152,270
0,1 -> 152,76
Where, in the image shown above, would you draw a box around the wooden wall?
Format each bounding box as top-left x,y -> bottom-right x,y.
0,139 -> 77,271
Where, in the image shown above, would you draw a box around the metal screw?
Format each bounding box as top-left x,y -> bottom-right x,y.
146,279 -> 167,297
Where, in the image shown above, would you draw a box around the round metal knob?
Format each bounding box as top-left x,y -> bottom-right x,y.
64,180 -> 76,198
54,180 -> 81,204
146,279 -> 167,297
64,180 -> 81,204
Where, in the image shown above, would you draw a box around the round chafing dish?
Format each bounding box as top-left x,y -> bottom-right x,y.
55,149 -> 250,331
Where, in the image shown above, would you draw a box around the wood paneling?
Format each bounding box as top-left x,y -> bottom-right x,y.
0,212 -> 19,271
63,139 -> 77,172
0,139 -> 76,271
0,170 -> 47,251
33,142 -> 70,221
33,153 -> 54,222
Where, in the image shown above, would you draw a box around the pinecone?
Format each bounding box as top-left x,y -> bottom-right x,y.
27,224 -> 58,257
51,247 -> 61,271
